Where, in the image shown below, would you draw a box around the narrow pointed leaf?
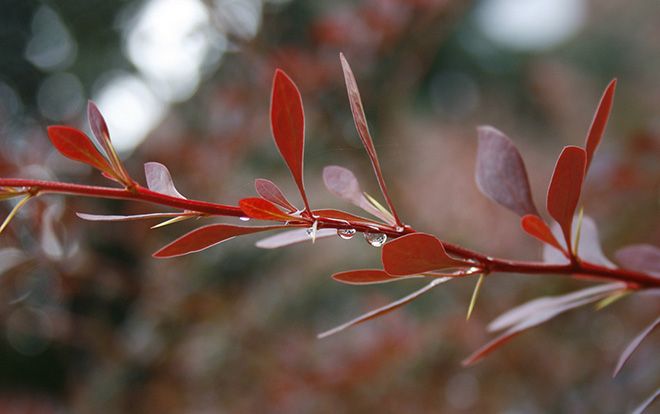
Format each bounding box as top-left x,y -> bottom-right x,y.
382,233 -> 468,276
312,209 -> 383,226
77,212 -> 187,221
615,244 -> 660,276
331,269 -> 400,285
488,283 -> 622,332
270,69 -> 310,211
521,214 -> 565,253
47,126 -> 113,173
239,197 -> 300,222
153,224 -> 286,258
340,53 -> 400,225
585,79 -> 617,172
318,277 -> 450,338
547,146 -> 586,252
543,216 -> 616,267
631,388 -> 659,414
613,316 -> 660,377
255,228 -> 336,249
464,286 -> 616,366
254,178 -> 296,212
475,126 -> 538,216
322,165 -> 394,223
144,162 -> 186,198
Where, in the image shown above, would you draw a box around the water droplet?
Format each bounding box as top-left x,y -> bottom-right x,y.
364,232 -> 387,247
239,216 -> 250,222
306,227 -> 314,237
337,228 -> 356,240
395,226 -> 405,233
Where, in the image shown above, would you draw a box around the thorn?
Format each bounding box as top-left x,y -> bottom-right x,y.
0,194 -> 34,235
467,274 -> 485,320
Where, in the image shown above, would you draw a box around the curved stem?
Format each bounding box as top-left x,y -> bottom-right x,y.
1,177 -> 658,289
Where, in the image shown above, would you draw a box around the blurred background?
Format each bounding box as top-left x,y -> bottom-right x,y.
0,0 -> 658,412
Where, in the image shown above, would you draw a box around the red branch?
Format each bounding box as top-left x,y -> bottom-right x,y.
1,177 -> 658,289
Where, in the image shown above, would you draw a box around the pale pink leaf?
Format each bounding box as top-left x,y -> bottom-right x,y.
615,244 -> 660,276
543,215 -> 616,267
255,228 -> 336,249
464,285 -> 618,366
144,162 -> 186,199
488,283 -> 622,332
613,316 -> 660,377
322,165 -> 394,224
77,212 -> 186,221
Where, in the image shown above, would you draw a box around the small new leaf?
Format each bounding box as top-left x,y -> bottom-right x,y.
521,214 -> 566,254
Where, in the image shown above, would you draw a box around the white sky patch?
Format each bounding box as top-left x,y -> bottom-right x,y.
126,0 -> 226,102
93,73 -> 165,153
475,0 -> 586,51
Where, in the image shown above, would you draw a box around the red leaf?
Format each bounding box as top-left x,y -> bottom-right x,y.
153,224 -> 285,258
613,316 -> 659,377
381,233 -> 468,276
331,269 -> 399,285
340,53 -> 400,225
614,244 -> 660,276
475,126 -> 538,217
546,146 -> 586,252
318,277 -> 451,338
254,178 -> 296,212
47,126 -> 113,173
239,197 -> 300,222
585,79 -> 617,172
521,214 -> 565,253
270,69 -> 310,211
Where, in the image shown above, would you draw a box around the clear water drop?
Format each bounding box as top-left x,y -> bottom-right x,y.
239,216 -> 250,222
337,228 -> 356,240
306,227 -> 314,237
395,226 -> 405,233
364,232 -> 387,247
